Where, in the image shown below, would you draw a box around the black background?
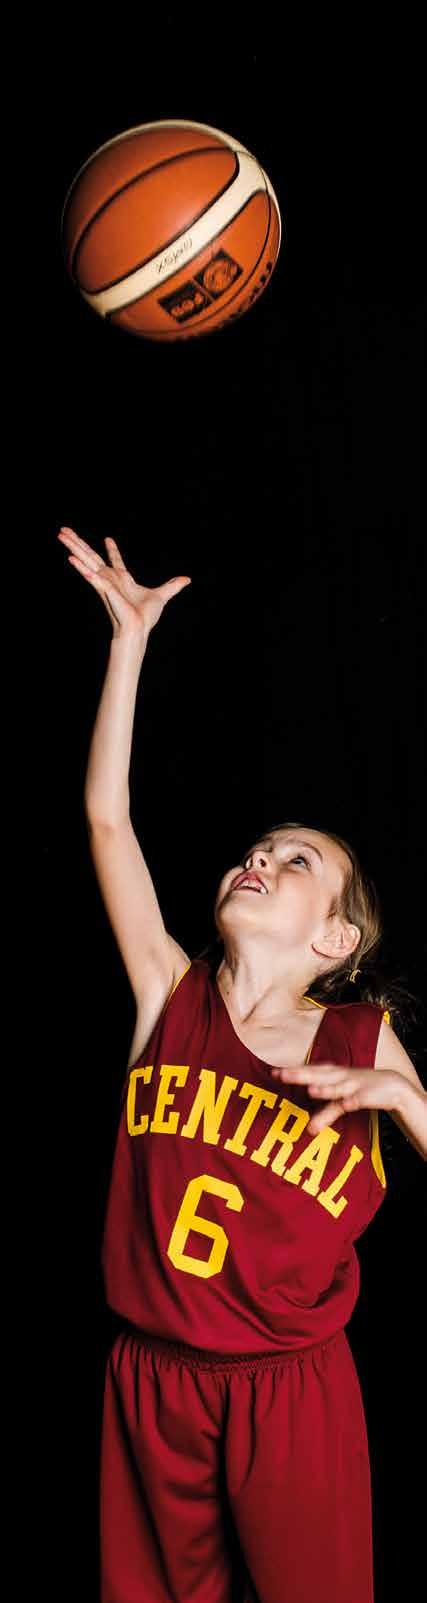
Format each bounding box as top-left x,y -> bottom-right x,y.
38,17 -> 426,1601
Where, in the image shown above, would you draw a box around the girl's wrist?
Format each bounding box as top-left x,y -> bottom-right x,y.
110,628 -> 149,655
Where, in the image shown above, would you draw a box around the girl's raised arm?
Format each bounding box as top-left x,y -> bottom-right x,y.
58,526 -> 192,1036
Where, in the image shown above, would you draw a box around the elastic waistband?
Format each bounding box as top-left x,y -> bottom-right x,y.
116,1319 -> 343,1373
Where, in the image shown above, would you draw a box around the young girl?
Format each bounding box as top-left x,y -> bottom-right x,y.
58,525 -> 426,1603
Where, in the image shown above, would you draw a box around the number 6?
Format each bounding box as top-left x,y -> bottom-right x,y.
167,1173 -> 244,1278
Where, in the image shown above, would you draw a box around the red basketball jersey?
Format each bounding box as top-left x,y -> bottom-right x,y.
101,958 -> 388,1353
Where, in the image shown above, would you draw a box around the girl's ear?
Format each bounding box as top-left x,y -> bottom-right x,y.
345,921 -> 362,958
312,919 -> 361,962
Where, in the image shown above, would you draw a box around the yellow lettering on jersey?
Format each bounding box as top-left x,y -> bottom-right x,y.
167,1174 -> 243,1277
150,1066 -> 190,1133
250,1098 -> 309,1173
283,1126 -> 340,1190
224,1083 -> 278,1155
317,1144 -> 365,1217
180,1069 -> 239,1143
126,1062 -> 369,1219
127,1065 -> 154,1135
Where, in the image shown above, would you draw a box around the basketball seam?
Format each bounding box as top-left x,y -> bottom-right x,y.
60,120 -> 255,225
68,149 -> 240,289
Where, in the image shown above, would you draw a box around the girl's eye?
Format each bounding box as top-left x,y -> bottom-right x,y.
291,854 -> 310,866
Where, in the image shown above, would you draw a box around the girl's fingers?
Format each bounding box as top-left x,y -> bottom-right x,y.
59,527 -> 104,566
307,1079 -> 358,1098
68,555 -> 123,629
68,554 -> 106,587
309,1099 -> 348,1130
59,527 -> 92,550
66,546 -> 104,576
104,537 -> 127,569
59,528 -> 129,577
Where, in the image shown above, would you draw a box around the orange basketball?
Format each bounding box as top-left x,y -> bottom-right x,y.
60,119 -> 282,341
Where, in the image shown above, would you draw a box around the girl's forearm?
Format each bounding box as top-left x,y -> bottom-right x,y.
390,1077 -> 427,1160
84,631 -> 149,825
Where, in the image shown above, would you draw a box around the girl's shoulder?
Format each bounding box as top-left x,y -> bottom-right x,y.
314,998 -> 388,1063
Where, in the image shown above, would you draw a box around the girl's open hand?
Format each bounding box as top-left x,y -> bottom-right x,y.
269,1063 -> 405,1134
57,526 -> 191,642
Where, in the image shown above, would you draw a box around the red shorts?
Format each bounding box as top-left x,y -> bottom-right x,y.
100,1323 -> 374,1603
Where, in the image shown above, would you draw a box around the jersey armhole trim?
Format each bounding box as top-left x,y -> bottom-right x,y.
369,1007 -> 390,1188
168,960 -> 192,1002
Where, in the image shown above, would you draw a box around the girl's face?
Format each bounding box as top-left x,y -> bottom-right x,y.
214,827 -> 352,957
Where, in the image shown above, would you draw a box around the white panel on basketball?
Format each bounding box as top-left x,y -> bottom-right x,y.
78,151 -> 280,318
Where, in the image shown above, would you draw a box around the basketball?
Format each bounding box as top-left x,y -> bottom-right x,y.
60,119 -> 282,341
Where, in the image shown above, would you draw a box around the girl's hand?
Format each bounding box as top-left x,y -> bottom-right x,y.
57,526 -> 191,642
269,1063 -> 406,1134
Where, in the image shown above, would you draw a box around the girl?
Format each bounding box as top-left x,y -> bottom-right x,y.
58,525 -> 426,1603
